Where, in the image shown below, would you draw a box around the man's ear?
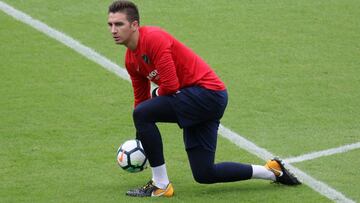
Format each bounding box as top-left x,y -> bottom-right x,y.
131,21 -> 139,31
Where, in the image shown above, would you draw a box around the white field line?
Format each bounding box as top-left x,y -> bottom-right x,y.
284,142 -> 360,163
0,1 -> 355,203
219,126 -> 356,203
0,1 -> 130,83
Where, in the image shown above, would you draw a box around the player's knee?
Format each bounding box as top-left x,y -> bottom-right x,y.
133,104 -> 147,122
192,171 -> 214,184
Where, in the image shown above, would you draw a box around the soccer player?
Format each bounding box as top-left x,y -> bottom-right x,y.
107,0 -> 301,197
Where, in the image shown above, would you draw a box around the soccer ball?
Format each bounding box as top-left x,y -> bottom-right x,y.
117,139 -> 148,173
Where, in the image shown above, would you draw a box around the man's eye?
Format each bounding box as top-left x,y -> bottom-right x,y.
115,22 -> 124,26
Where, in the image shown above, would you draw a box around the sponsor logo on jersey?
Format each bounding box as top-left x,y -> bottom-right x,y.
147,69 -> 159,81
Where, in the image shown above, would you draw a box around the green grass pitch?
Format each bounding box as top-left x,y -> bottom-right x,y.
1,0 -> 359,202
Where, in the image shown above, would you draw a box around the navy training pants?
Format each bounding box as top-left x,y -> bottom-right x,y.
133,86 -> 252,183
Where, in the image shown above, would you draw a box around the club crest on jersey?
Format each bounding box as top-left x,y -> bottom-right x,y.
142,54 -> 150,64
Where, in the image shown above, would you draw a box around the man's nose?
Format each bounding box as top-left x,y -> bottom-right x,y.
111,25 -> 117,33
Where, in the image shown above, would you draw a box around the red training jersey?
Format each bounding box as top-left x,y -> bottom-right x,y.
125,26 -> 225,107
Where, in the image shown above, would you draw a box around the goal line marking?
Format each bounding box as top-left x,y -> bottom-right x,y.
284,142 -> 360,163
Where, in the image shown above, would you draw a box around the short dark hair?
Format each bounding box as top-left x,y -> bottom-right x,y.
108,0 -> 140,25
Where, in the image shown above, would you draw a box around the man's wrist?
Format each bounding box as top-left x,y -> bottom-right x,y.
152,87 -> 159,97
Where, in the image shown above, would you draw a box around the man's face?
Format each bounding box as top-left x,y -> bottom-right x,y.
108,12 -> 136,45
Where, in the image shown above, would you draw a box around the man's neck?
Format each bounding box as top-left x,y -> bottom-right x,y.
126,30 -> 140,51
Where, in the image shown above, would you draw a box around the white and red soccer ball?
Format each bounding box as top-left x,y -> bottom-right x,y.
117,139 -> 148,173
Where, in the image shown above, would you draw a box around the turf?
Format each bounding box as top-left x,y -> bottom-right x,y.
1,0 -> 359,202
294,148 -> 360,201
